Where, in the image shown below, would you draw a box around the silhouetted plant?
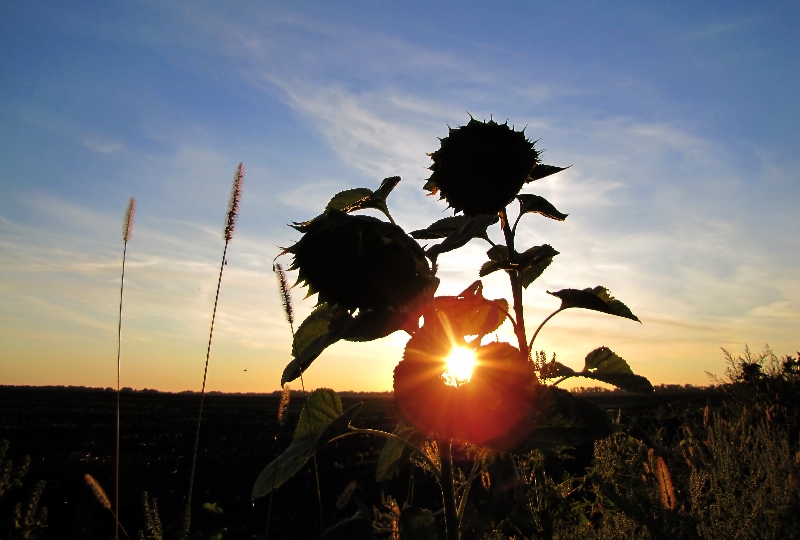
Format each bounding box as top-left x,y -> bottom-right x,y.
116,196 -> 135,540
183,163 -> 244,539
0,441 -> 47,540
255,118 -> 652,539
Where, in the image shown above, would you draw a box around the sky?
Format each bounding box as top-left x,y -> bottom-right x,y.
1,1 -> 798,393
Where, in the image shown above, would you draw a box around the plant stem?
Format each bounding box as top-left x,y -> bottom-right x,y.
528,308 -> 562,356
183,242 -> 229,539
115,239 -> 128,540
438,438 -> 460,540
457,451 -> 485,522
500,210 -> 528,356
345,428 -> 442,482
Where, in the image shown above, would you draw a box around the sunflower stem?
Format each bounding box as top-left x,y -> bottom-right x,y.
438,438 -> 460,540
528,307 -> 563,356
499,209 -> 528,356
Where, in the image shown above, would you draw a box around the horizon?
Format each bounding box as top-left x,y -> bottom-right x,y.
1,2 -> 798,393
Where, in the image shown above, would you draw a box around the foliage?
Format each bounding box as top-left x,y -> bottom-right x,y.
479,346 -> 800,540
259,117 -> 650,539
0,441 -> 47,540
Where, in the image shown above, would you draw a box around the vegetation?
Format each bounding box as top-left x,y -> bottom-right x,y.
0,119 -> 797,539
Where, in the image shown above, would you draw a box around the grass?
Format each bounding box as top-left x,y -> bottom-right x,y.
182,163 -> 243,539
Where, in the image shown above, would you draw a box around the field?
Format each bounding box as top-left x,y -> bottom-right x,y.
0,385 -> 721,539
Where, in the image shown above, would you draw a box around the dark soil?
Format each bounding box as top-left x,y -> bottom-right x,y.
0,386 -> 715,539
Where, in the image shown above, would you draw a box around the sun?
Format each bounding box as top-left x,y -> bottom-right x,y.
441,347 -> 478,387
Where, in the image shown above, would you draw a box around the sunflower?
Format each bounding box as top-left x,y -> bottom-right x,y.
286,210 -> 436,313
393,302 -> 537,450
424,118 -> 541,216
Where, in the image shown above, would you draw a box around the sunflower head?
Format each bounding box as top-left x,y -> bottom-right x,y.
393,295 -> 538,450
424,118 -> 540,216
286,210 -> 437,312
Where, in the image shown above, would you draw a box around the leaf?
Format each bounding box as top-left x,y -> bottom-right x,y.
320,503 -> 377,540
580,347 -> 653,393
478,244 -> 558,289
326,188 -> 374,213
399,507 -> 437,540
521,254 -> 554,288
291,304 -> 336,357
526,164 -> 569,182
410,216 -> 471,239
517,194 -> 568,221
376,422 -> 419,482
427,280 -> 510,342
292,177 -> 400,232
282,329 -> 344,385
294,388 -> 343,439
541,361 -> 576,379
460,296 -> 509,338
252,390 -> 361,499
547,286 -> 641,323
486,245 -> 508,261
425,214 -> 498,261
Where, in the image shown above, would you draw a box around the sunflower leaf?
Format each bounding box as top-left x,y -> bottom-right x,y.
375,421 -> 419,482
547,286 -> 641,322
410,216 -> 471,239
252,390 -> 361,499
292,178 -> 400,233
579,347 -> 653,393
282,328 -> 343,385
517,194 -> 568,221
291,303 -> 337,358
526,164 -> 569,182
478,244 -> 558,287
425,214 -> 498,260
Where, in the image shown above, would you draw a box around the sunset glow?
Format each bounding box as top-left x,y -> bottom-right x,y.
441,347 -> 478,387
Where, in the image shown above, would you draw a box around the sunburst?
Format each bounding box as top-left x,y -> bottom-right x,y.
441,347 -> 477,387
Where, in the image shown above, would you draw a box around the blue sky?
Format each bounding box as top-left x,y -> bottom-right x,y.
1,1 -> 798,392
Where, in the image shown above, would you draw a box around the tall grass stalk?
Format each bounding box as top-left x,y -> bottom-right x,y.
183,164 -> 243,539
85,474 -> 130,539
267,264 -> 323,536
116,197 -> 135,540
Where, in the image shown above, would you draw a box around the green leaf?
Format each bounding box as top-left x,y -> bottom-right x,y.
547,286 -> 641,323
326,188 -> 374,213
580,347 -> 653,393
292,177 -> 400,232
427,280 -> 510,343
376,421 -> 419,482
410,216 -> 471,239
425,214 -> 498,261
486,245 -> 508,261
291,304 -> 336,357
526,164 -> 569,182
461,296 -> 509,338
517,194 -> 568,221
294,388 -> 343,439
282,328 -> 343,385
398,507 -> 437,540
320,504 -> 377,540
252,390 -> 362,499
521,254 -> 554,288
541,361 -> 576,379
478,244 -> 558,288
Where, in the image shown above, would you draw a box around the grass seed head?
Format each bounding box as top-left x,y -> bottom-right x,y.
224,163 -> 244,242
84,474 -> 112,510
274,263 -> 294,329
278,384 -> 291,426
123,197 -> 136,243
